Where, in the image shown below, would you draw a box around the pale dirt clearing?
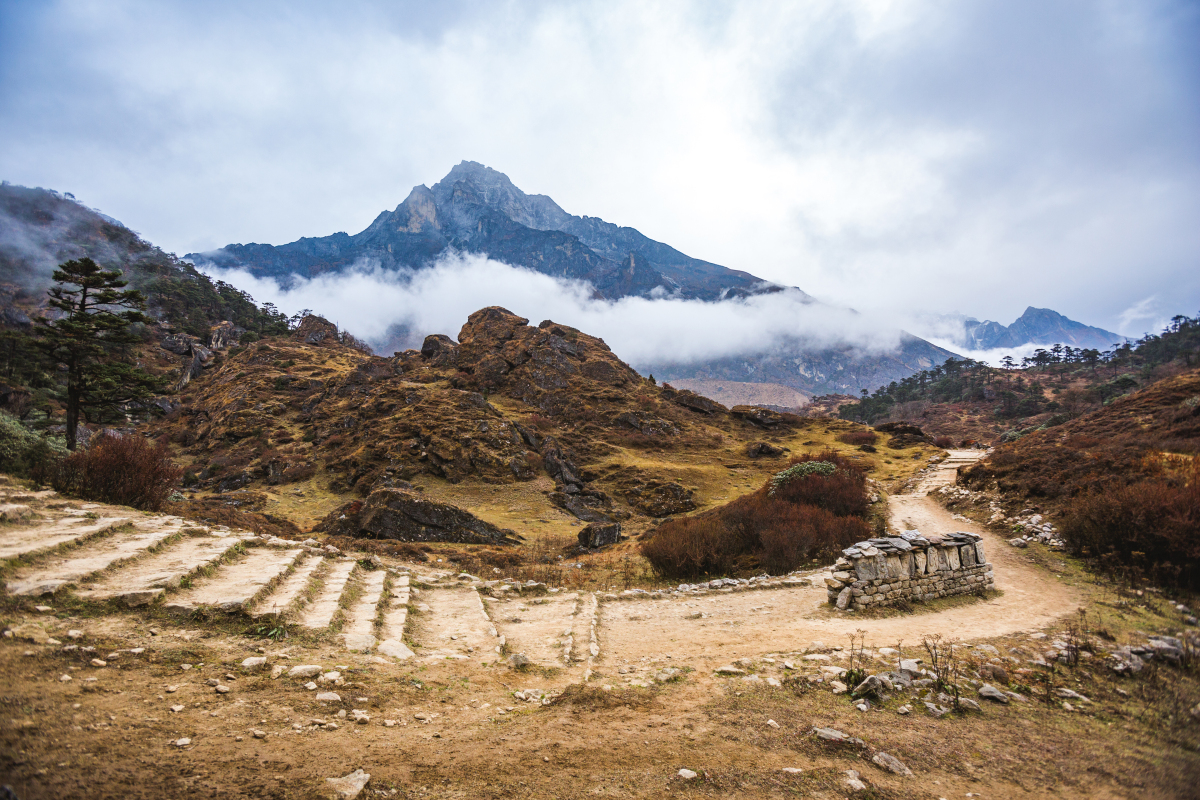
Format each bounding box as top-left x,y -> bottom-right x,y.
489,591 -> 580,667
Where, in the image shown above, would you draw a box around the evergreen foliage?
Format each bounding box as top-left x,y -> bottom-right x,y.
35,258 -> 165,449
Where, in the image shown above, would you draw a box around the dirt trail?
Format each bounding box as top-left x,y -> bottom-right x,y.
597,450 -> 1082,668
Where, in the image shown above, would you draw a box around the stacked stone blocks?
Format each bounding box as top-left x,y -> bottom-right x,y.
825,530 -> 994,611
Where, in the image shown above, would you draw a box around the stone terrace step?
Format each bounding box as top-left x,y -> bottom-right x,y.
250,553 -> 324,619
0,515 -> 132,561
165,545 -> 304,613
341,569 -> 387,652
411,587 -> 499,661
5,516 -> 187,596
298,559 -> 357,630
491,592 -> 581,667
376,574 -> 413,660
71,529 -> 254,606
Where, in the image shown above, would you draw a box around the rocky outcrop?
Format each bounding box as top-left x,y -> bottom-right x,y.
825,531 -> 994,611
293,315 -> 340,346
730,406 -> 790,428
874,422 -> 932,449
623,480 -> 696,517
316,488 -> 521,545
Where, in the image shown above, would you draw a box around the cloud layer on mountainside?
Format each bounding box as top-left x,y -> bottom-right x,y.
196,253 -> 909,367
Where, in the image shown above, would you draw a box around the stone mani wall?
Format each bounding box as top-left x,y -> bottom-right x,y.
825,531 -> 994,611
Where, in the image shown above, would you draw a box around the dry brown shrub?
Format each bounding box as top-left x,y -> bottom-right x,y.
933,436 -> 954,448
770,450 -> 869,518
836,429 -> 878,446
52,433 -> 182,511
1062,465 -> 1200,590
641,450 -> 870,579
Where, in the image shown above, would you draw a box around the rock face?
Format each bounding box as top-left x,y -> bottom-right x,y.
824,531 -> 995,611
316,488 -> 520,545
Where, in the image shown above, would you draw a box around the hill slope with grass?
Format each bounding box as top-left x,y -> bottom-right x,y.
145,307 -> 940,568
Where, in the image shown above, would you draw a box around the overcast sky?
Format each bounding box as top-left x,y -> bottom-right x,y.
2,0 -> 1197,337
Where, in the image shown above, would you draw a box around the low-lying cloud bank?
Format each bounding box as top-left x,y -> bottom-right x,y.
195,253 -> 911,368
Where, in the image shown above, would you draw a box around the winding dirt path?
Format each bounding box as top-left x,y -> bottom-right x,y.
596,450 -> 1083,668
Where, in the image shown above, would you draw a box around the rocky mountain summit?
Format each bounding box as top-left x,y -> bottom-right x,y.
190,161 -> 766,301
962,307 -> 1123,351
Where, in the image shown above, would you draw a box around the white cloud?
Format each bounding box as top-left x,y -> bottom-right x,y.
196,252 -> 906,365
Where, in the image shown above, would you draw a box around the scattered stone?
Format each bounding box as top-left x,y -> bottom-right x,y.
1008,537 -> 1027,548
781,767 -> 803,775
872,752 -> 913,776
174,738 -> 191,747
830,681 -> 848,694
270,665 -> 286,679
1055,688 -> 1091,703
896,704 -> 911,715
845,770 -> 867,792
316,691 -> 342,703
59,674 -> 71,682
812,727 -> 866,748
67,630 -> 83,639
166,685 -> 179,693
851,675 -> 884,698
305,682 -> 318,690
9,624 -> 49,645
241,656 -> 267,670
170,705 -> 184,713
288,664 -> 323,678
766,719 -> 780,729
978,684 -> 1009,704
677,769 -> 698,780
351,710 -> 370,724
252,729 -> 266,739
509,653 -> 531,668
90,658 -> 107,668
215,685 -> 230,694
325,768 -> 371,799
34,605 -> 53,612
714,665 -> 745,675
206,678 -> 220,687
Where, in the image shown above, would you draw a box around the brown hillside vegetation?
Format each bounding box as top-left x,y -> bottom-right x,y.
961,367 -> 1200,588
148,308 -> 937,570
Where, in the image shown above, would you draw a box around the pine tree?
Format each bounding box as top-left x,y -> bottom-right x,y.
36,258 -> 164,449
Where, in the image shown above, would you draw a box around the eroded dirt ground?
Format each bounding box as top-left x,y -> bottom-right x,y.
2,455 -> 1198,799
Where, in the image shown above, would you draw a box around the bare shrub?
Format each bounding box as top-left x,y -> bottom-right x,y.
641,464 -> 870,579
1060,465 -> 1200,590
836,429 -> 878,446
52,433 -> 182,511
769,450 -> 869,518
933,435 -> 954,448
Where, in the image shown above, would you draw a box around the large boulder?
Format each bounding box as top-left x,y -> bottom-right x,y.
578,522 -> 621,549
315,488 -> 520,545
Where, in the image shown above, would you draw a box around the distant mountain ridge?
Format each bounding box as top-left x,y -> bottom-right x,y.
963,307 -> 1124,351
192,161 -> 770,301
